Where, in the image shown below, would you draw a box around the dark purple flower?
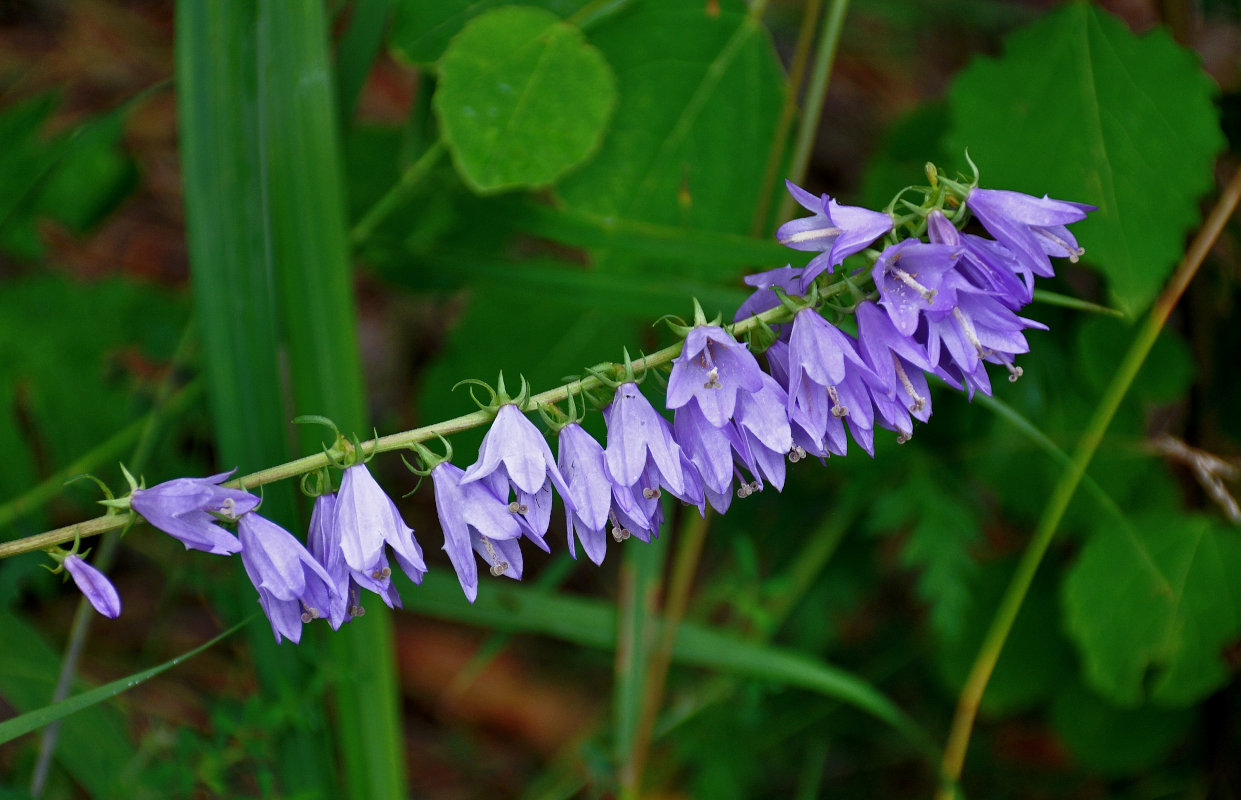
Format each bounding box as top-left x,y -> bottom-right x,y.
604,382 -> 687,499
431,461 -> 522,603
461,404 -> 573,552
307,493 -> 401,630
334,464 -> 427,587
734,265 -> 804,322
855,300 -> 934,426
777,180 -> 893,284
130,471 -> 258,555
667,325 -> 765,428
966,188 -> 1094,278
871,240 -> 970,336
926,210 -> 1031,309
63,554 -> 121,619
786,308 -> 879,456
239,513 -> 338,644
918,292 -> 1046,397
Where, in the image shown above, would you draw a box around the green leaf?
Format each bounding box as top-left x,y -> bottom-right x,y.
0,616 -> 250,746
1062,512 -> 1241,707
1050,680 -> 1193,776
389,0 -> 595,65
555,0 -> 786,267
434,6 -> 617,192
946,3 -> 1225,315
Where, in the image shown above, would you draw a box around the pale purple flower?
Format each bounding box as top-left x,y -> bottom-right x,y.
732,371 -> 794,490
431,461 -> 522,603
917,292 -> 1046,397
786,308 -> 879,456
462,404 -> 574,552
777,180 -> 893,284
855,300 -> 934,426
734,265 -> 804,322
871,240 -> 970,336
63,555 -> 121,619
334,464 -> 427,587
239,513 -> 338,644
130,471 -> 258,555
966,188 -> 1094,279
307,494 -> 401,630
764,340 -> 828,460
673,401 -> 742,513
667,325 -> 765,428
926,210 -> 1031,309
557,422 -> 613,565
604,382 -> 687,499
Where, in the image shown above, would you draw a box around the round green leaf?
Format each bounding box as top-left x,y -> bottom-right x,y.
433,6 -> 617,193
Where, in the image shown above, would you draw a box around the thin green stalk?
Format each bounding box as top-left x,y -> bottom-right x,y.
30,323 -> 199,796
752,0 -> 824,236
624,509 -> 712,797
349,138 -> 446,246
776,0 -> 850,225
935,162 -> 1241,799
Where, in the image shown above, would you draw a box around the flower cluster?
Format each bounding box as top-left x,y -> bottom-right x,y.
79,169 -> 1091,642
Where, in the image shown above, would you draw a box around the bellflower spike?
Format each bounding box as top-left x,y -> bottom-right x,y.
431,461 -> 522,603
604,382 -> 687,499
776,180 -> 893,285
334,464 -> 427,587
871,240 -> 970,336
461,404 -> 574,552
63,554 -> 121,619
966,188 -> 1094,279
667,325 -> 764,428
307,493 -> 401,630
130,471 -> 258,555
239,513 -> 337,644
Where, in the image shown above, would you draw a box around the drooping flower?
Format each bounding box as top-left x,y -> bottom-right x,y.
239,512 -> 338,644
917,291 -> 1046,397
785,308 -> 879,456
871,240 -> 969,336
732,371 -> 794,490
63,554 -> 121,619
334,463 -> 427,587
776,180 -> 893,285
966,188 -> 1094,279
855,300 -> 934,427
461,404 -> 574,552
734,265 -> 804,322
926,210 -> 1031,309
130,471 -> 258,555
667,325 -> 765,428
556,422 -> 613,565
673,401 -> 742,513
431,461 -> 523,603
307,493 -> 401,630
604,381 -> 687,500
764,339 -> 828,461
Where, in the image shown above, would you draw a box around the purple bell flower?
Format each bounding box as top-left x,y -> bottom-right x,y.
667,325 -> 765,428
239,512 -> 338,644
673,401 -> 742,513
871,240 -> 970,336
776,180 -> 893,285
786,308 -> 879,457
461,404 -> 574,552
966,188 -> 1094,279
918,292 -> 1046,397
431,461 -> 523,603
334,463 -> 427,587
732,371 -> 794,490
734,265 -> 804,322
63,554 -> 121,619
130,471 -> 258,555
556,422 -> 614,565
307,494 -> 401,630
855,300 -> 934,426
604,382 -> 687,499
764,339 -> 828,460
926,210 -> 1032,309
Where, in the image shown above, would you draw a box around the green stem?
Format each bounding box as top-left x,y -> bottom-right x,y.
349,138 -> 446,246
776,0 -> 849,224
934,162 -> 1241,799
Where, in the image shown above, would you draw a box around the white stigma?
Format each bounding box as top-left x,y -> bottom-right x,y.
893,356 -> 926,412
827,385 -> 849,418
703,366 -> 722,390
893,266 -> 937,302
643,487 -> 661,500
780,225 -> 842,246
482,537 -> 508,576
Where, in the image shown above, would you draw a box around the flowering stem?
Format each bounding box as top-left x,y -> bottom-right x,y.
776,0 -> 850,225
0,295 -> 817,561
934,162 -> 1241,799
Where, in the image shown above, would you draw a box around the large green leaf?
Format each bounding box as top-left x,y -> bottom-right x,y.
556,0 -> 786,272
1062,512 -> 1241,707
946,3 -> 1224,315
434,6 -> 617,192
